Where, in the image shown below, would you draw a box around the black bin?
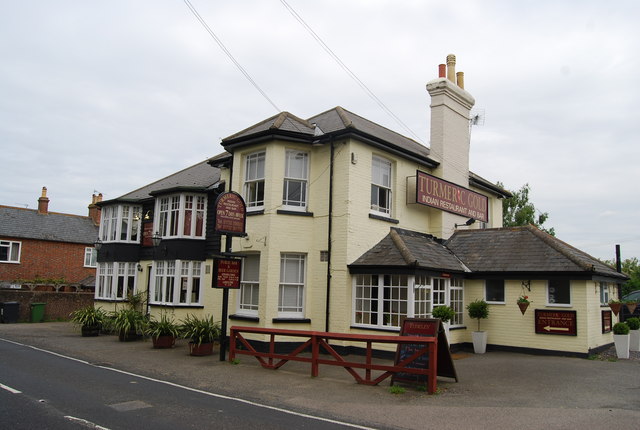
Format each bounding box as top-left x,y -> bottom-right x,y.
1,302 -> 20,323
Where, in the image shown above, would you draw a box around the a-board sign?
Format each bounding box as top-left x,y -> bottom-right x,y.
391,318 -> 458,386
212,258 -> 242,289
601,310 -> 612,334
535,310 -> 577,336
214,192 -> 247,236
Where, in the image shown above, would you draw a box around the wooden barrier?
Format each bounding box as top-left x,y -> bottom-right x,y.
229,326 -> 438,394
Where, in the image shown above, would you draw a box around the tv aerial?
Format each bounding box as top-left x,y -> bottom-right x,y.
470,108 -> 485,126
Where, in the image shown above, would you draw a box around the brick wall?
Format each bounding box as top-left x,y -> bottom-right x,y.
0,237 -> 95,284
0,290 -> 94,322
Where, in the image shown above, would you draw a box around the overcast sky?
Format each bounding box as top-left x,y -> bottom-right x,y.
1,1 -> 638,261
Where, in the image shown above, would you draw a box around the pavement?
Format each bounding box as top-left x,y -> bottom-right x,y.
1,322 -> 639,429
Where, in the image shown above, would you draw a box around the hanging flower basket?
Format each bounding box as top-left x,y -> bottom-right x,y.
517,302 -> 530,315
609,301 -> 623,316
626,301 -> 638,315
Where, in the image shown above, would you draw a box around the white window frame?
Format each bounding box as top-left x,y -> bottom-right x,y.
84,247 -> 97,268
547,279 -> 571,307
0,240 -> 21,263
244,151 -> 266,211
99,204 -> 142,243
599,282 -> 610,306
278,253 -> 306,318
370,155 -> 392,216
237,254 -> 260,316
95,262 -> 137,300
485,279 -> 505,304
353,275 -> 464,330
155,194 -> 207,239
282,150 -> 309,210
151,260 -> 204,306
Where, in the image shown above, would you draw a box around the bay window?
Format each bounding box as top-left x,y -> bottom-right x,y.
353,275 -> 464,329
99,205 -> 142,243
95,262 -> 137,300
244,151 -> 265,210
156,194 -> 206,239
238,254 -> 260,315
151,260 -> 203,305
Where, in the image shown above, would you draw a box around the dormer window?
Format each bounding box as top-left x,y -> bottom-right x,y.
99,204 -> 142,243
155,193 -> 206,239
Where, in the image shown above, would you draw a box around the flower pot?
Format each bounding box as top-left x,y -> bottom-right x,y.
152,335 -> 176,349
189,342 -> 214,356
517,302 -> 529,315
81,325 -> 100,337
613,334 -> 630,359
472,331 -> 487,354
609,302 -> 622,316
626,302 -> 637,315
630,329 -> 640,352
119,329 -> 141,342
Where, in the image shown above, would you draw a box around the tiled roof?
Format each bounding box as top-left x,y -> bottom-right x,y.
349,228 -> 468,273
105,158 -> 222,203
0,206 -> 98,244
445,225 -> 627,280
223,112 -> 316,141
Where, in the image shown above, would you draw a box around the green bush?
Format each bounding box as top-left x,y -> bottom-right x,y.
625,317 -> 640,330
613,322 -> 630,335
432,306 -> 455,324
180,314 -> 221,345
69,306 -> 106,328
466,299 -> 489,331
144,313 -> 180,338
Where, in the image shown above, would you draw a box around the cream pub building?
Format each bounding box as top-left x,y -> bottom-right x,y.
95,55 -> 627,357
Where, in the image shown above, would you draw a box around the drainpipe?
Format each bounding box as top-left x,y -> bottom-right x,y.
616,244 -> 622,299
325,138 -> 335,333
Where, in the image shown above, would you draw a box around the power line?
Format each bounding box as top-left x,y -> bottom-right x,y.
182,0 -> 281,113
279,0 -> 424,144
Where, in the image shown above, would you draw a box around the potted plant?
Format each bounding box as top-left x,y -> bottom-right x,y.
144,313 -> 180,349
180,314 -> 221,356
112,308 -> 146,341
613,322 -> 630,359
517,295 -> 531,315
625,300 -> 638,315
467,299 -> 489,354
69,306 -> 106,337
608,299 -> 623,316
626,317 -> 640,352
432,305 -> 455,340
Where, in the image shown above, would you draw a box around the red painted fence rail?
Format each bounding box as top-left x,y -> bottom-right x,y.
229,326 -> 438,394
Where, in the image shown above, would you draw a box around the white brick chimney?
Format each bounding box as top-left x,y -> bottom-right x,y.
427,54 -> 476,238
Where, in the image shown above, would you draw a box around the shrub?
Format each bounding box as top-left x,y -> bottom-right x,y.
466,299 -> 489,331
144,313 -> 180,338
613,322 -> 630,335
69,306 -> 106,328
180,314 -> 221,345
432,306 -> 455,324
625,317 -> 640,330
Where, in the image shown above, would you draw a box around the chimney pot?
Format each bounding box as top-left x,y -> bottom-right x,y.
446,54 -> 456,83
438,64 -> 446,78
456,71 -> 465,89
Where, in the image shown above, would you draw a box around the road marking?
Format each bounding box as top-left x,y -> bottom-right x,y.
65,416 -> 111,429
0,337 -> 377,430
0,383 -> 22,394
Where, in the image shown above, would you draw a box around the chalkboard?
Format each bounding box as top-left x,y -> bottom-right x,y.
391,318 -> 458,386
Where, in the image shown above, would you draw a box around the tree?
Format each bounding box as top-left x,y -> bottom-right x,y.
604,257 -> 640,296
498,183 -> 555,236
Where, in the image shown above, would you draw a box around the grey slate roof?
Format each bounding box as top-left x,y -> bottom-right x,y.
104,158 -> 222,204
445,225 -> 627,280
0,206 -> 98,244
349,228 -> 468,273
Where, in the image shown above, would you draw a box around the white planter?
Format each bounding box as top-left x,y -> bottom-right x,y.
613,334 -> 630,359
630,329 -> 640,352
472,331 -> 487,354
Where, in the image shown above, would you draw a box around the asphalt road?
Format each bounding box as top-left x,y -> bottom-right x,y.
0,339 -> 372,430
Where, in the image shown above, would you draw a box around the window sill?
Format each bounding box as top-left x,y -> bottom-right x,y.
277,210 -> 314,217
272,318 -> 311,324
545,304 -> 572,308
246,210 -> 265,216
449,325 -> 467,331
0,261 -> 20,264
368,213 -> 399,224
95,298 -> 127,303
486,301 -> 505,305
149,304 -> 205,309
350,325 -> 400,333
230,314 -> 259,322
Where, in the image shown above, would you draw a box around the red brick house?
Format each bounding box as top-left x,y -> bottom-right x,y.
0,187 -> 100,290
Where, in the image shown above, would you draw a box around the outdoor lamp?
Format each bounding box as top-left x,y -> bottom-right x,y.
94,238 -> 103,250
151,232 -> 162,247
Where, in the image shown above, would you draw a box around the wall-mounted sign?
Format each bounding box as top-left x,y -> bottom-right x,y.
601,310 -> 612,334
214,192 -> 247,236
535,310 -> 577,336
142,222 -> 154,247
212,258 -> 242,289
415,171 -> 488,223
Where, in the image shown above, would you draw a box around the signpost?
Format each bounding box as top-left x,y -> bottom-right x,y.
213,192 -> 247,361
535,310 -> 577,336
